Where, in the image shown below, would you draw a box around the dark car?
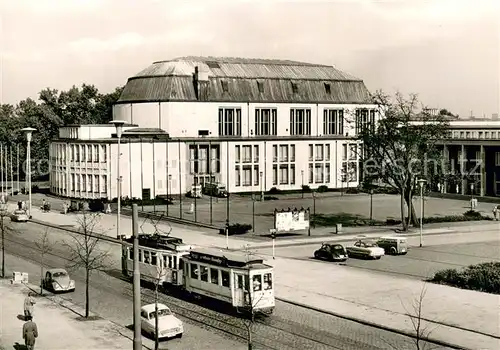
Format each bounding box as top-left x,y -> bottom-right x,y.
314,243 -> 348,262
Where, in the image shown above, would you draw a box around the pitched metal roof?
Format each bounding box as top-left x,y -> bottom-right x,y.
117,56 -> 372,104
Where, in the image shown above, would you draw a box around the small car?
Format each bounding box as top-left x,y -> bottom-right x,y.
314,243 -> 348,262
376,236 -> 408,255
141,303 -> 183,339
346,240 -> 385,259
42,268 -> 76,293
10,210 -> 29,222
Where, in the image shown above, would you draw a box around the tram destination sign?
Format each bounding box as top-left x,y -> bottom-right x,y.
190,251 -> 228,267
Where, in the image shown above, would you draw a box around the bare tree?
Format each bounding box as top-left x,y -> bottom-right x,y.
153,263 -> 168,350
34,229 -> 52,295
383,285 -> 438,350
63,211 -> 109,318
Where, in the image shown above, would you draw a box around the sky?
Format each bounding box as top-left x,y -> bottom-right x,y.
0,0 -> 499,117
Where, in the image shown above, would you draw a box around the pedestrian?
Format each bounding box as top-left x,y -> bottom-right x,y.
24,292 -> 36,319
493,205 -> 499,221
22,315 -> 38,350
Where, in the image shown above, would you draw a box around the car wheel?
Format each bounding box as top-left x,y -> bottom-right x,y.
390,247 -> 397,255
178,333 -> 183,339
314,252 -> 320,259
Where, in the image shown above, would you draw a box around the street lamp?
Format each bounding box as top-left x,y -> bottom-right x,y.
417,179 -> 426,247
252,193 -> 255,232
470,183 -> 475,210
301,170 -> 304,198
369,189 -> 374,221
21,128 -> 36,218
312,190 -> 316,228
110,120 -> 126,240
167,174 -> 172,216
259,171 -> 264,201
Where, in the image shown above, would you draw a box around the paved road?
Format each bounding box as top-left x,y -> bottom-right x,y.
1,220 -> 451,350
255,230 -> 500,279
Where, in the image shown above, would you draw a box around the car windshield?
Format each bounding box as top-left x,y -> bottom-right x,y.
52,271 -> 68,278
332,245 -> 345,251
363,242 -> 377,247
149,308 -> 172,319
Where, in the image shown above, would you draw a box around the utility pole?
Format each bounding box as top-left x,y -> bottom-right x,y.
132,204 -> 142,350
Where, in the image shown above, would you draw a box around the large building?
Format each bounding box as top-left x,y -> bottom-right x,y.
49,56 -> 380,200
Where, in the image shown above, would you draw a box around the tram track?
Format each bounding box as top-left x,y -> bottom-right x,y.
2,233 -> 375,350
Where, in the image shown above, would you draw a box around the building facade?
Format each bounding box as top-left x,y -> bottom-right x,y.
49,56 -> 380,200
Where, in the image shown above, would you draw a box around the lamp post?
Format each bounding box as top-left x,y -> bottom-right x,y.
369,189 -> 374,221
110,120 -> 126,240
167,174 -> 172,216
259,171 -> 264,201
301,170 -> 304,198
470,183 -> 475,210
417,179 -> 426,247
252,193 -> 255,233
312,190 -> 316,228
21,128 -> 36,218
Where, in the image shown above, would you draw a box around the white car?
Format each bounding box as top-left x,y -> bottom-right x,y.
42,268 -> 76,293
346,240 -> 385,259
140,303 -> 183,339
10,210 -> 29,222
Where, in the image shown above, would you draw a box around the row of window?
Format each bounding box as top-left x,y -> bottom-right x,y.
69,174 -> 107,193
451,130 -> 500,140
235,165 -> 260,187
189,145 -> 221,174
189,263 -> 230,287
129,248 -> 182,271
217,107 -> 377,136
235,145 -> 259,163
53,144 -> 108,163
218,79 -> 333,97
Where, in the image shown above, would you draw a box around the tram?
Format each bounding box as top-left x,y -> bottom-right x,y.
121,235 -> 275,315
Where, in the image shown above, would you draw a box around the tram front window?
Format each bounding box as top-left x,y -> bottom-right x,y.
221,270 -> 230,287
264,273 -> 273,290
210,268 -> 219,284
253,275 -> 262,291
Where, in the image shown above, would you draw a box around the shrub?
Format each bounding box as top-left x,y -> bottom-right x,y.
264,196 -> 279,201
316,185 -> 329,193
345,188 -> 359,194
267,187 -> 281,194
219,223 -> 252,236
463,210 -> 482,219
430,262 -> 500,294
88,199 -> 105,212
301,185 -> 311,193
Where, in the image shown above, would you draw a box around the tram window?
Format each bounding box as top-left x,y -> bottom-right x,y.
138,250 -> 142,262
167,256 -> 173,268
151,252 -> 157,266
179,259 -> 184,270
129,249 -> 133,260
191,263 -> 199,279
263,273 -> 273,290
253,275 -> 262,292
200,265 -> 208,282
236,275 -> 244,289
210,268 -> 219,284
173,256 -> 177,269
162,255 -> 168,268
221,270 -> 230,287
144,251 -> 150,264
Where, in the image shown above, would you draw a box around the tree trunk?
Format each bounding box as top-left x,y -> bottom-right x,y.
1,222 -> 5,278
247,323 -> 252,350
85,268 -> 90,318
155,283 -> 159,350
405,195 -> 419,227
40,254 -> 44,295
400,194 -> 408,231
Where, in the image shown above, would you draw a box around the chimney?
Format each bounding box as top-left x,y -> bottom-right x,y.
193,66 -> 209,101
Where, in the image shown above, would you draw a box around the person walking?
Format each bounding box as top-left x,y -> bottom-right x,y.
493,205 -> 499,221
24,292 -> 36,319
22,315 -> 38,350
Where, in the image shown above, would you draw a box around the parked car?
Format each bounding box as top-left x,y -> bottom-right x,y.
346,240 -> 385,259
376,236 -> 408,255
10,210 -> 29,222
42,268 -> 75,293
141,303 -> 183,339
314,243 -> 348,262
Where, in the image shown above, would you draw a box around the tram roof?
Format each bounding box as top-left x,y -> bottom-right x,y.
188,247 -> 266,268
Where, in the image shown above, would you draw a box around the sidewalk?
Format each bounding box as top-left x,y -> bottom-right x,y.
0,279 -> 149,350
271,257 -> 500,350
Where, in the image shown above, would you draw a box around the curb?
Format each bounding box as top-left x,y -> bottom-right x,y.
276,297 -> 468,350
11,281 -> 152,350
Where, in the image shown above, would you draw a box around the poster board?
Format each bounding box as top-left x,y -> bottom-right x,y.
274,209 -> 310,232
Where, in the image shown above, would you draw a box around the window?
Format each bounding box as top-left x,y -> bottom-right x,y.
82,175 -> 87,192
81,146 -> 86,163
151,252 -> 157,266
221,270 -> 230,287
355,109 -> 376,134
242,165 -> 252,186
236,274 -> 244,289
191,263 -> 199,279
221,80 -> 229,92
290,145 -> 295,162
315,145 -> 324,161
235,146 -> 240,163
253,165 -> 259,186
279,145 -> 288,162
129,248 -> 133,260
210,268 -> 219,284
235,166 -> 241,186
272,144 -> 295,186
138,250 -> 142,263
273,164 -> 278,185
323,109 -> 344,135
291,82 -> 299,94
279,164 -> 289,184
100,145 -> 107,162
75,145 -> 80,162
324,83 -> 331,94
290,109 -> 311,136
252,275 -> 262,291
272,145 -> 278,162
257,81 -> 264,93
143,251 -> 150,264
255,108 -> 277,136
242,146 -> 252,163
263,273 -> 273,290
309,143 -> 331,184
218,108 -> 242,136
253,145 -> 259,162
93,145 -> 99,162
200,265 -> 208,282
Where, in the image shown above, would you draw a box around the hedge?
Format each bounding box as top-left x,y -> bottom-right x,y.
429,262 -> 500,294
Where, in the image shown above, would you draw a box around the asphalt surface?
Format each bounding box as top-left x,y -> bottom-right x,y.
1,219 -> 452,350
256,229 -> 500,279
